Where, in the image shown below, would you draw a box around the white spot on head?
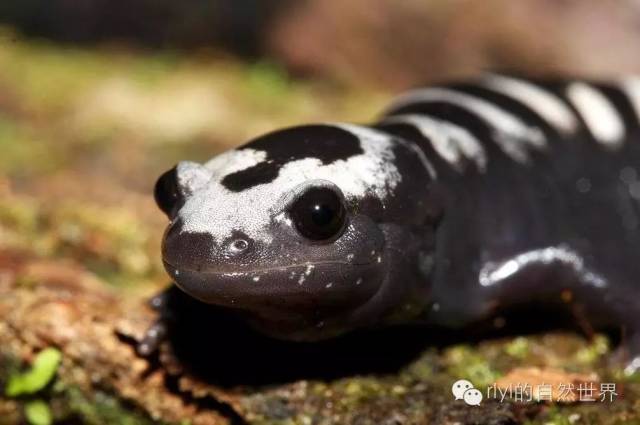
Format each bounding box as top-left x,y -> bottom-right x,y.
566,82 -> 625,148
204,149 -> 268,175
252,276 -> 260,282
355,277 -> 363,285
325,282 -> 333,289
177,125 -> 402,244
274,212 -> 293,226
176,161 -> 213,195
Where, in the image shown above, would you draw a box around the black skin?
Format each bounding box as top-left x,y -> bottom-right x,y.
142,79 -> 640,373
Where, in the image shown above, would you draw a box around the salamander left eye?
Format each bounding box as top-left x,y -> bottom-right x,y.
154,166 -> 183,217
289,187 -> 346,241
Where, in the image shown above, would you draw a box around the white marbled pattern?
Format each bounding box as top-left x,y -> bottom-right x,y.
175,124 -> 402,244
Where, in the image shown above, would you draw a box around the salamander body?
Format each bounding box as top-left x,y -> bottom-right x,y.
148,75 -> 640,372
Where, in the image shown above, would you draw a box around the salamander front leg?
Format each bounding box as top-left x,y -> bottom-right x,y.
137,285 -> 182,356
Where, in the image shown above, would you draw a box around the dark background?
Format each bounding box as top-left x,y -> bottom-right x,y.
2,0 -> 639,88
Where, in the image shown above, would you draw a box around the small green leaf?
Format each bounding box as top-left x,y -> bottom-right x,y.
6,348 -> 62,397
24,399 -> 52,425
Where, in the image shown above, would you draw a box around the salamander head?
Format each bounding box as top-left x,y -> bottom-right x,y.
155,124 -> 435,340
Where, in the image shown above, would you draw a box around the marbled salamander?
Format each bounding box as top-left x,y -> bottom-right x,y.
145,75 -> 640,373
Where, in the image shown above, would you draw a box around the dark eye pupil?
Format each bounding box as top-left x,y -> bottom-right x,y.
290,187 -> 346,241
311,204 -> 334,227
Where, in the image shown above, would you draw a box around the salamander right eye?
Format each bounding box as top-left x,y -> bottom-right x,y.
289,187 -> 347,241
154,166 -> 183,217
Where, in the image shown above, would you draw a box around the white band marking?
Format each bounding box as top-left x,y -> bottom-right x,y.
387,87 -> 546,163
566,82 -> 626,148
620,77 -> 640,122
382,114 -> 487,172
481,75 -> 579,134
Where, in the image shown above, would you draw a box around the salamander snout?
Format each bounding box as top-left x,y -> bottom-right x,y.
161,219 -> 216,273
162,219 -> 259,273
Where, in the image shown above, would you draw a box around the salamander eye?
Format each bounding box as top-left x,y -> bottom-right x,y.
289,187 -> 346,241
154,166 -> 183,217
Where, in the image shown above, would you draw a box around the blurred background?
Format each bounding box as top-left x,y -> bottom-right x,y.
1,0 -> 640,299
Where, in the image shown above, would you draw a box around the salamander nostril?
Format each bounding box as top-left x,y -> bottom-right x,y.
230,239 -> 249,253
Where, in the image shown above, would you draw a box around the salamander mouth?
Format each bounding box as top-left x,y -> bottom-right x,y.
162,258 -> 380,307
162,253 -> 380,276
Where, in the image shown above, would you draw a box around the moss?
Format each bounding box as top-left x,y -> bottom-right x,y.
0,117 -> 62,176
505,337 -> 530,359
0,195 -> 159,284
0,195 -> 40,236
574,335 -> 610,366
63,387 -> 160,425
444,345 -> 503,388
533,406 -> 573,425
1,348 -> 156,425
49,202 -> 153,279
